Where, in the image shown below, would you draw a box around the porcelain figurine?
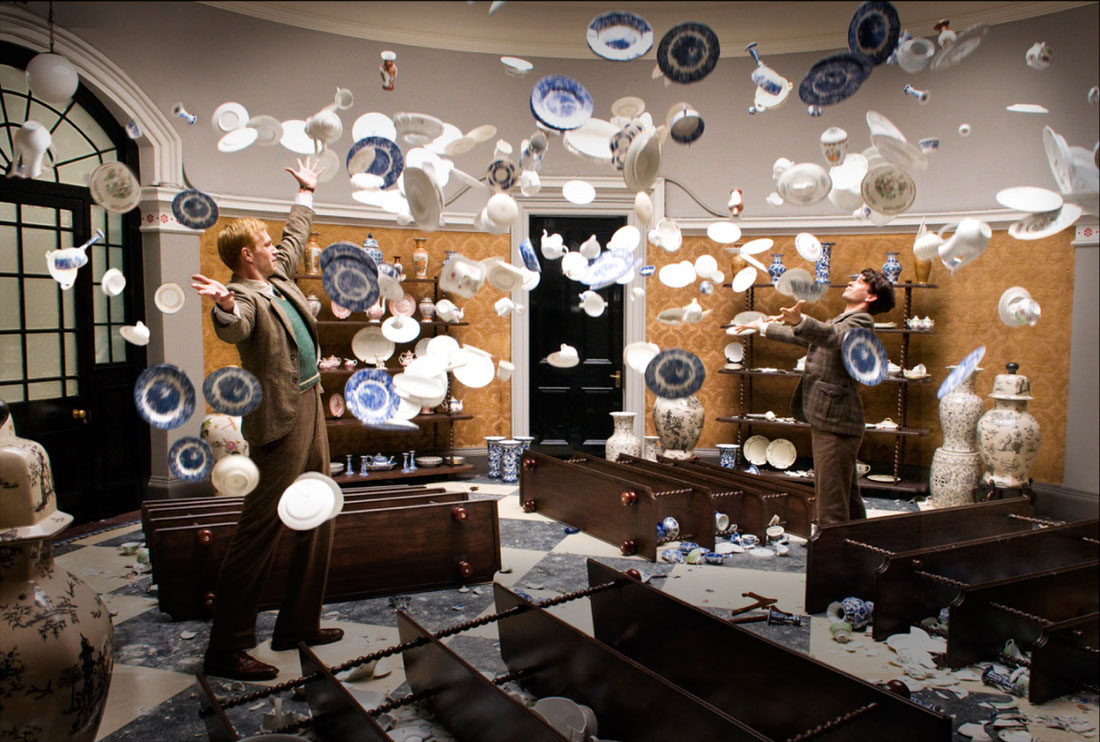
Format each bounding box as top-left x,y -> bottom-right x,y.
380,51 -> 397,91
977,363 -> 1041,488
652,395 -> 704,460
930,366 -> 984,507
605,411 -> 640,462
0,401 -> 115,742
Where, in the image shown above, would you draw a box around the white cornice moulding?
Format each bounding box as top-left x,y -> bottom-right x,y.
0,6 -> 184,187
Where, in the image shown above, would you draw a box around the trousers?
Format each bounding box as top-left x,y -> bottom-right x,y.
810,427 -> 866,525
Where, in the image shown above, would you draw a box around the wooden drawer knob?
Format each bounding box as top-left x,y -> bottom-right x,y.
521,499 -> 537,513
203,592 -> 216,608
619,539 -> 636,556
620,490 -> 637,506
197,529 -> 214,546
451,506 -> 468,522
457,560 -> 474,578
522,457 -> 537,470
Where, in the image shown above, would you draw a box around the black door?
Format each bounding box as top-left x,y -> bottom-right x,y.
528,214 -> 627,455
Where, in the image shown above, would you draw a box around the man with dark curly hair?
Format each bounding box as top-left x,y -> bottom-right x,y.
738,269 -> 895,525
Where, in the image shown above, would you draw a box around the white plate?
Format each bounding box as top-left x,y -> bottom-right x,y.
352,326 -> 394,362
1006,103 -> 1049,114
295,471 -> 344,521
866,110 -> 905,140
733,310 -> 766,325
217,127 -> 258,153
724,341 -> 744,362
394,112 -> 444,146
776,267 -> 812,298
381,315 -> 421,344
861,163 -> 916,215
278,478 -> 335,531
867,474 -> 899,483
392,371 -> 446,400
996,186 -> 1063,213
609,224 -> 641,252
501,56 -> 534,77
352,112 -> 397,142
743,435 -> 770,466
247,115 -> 283,146
731,266 -> 758,293
452,345 -> 495,388
1008,203 -> 1083,240
623,341 -> 660,374
739,238 -> 774,256
279,119 -> 316,155
707,221 -> 741,244
611,96 -> 646,118
426,334 -> 460,364
623,128 -> 661,193
467,124 -> 497,143
870,133 -> 928,172
766,438 -> 797,469
1042,126 -> 1074,194
89,162 -> 141,214
776,162 -> 831,206
658,262 -> 695,288
562,118 -> 617,164
211,102 -> 249,133
403,166 -> 442,232
154,282 -> 185,314
795,233 -> 822,262
562,179 -> 596,205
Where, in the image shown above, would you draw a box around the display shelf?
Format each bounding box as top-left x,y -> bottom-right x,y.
718,368 -> 933,384
325,414 -> 473,427
333,463 -> 474,485
748,469 -> 930,495
316,319 -> 468,330
715,415 -> 930,436
730,281 -> 939,290
720,323 -> 932,335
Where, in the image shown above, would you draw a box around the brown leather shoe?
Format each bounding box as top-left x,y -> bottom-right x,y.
202,650 -> 278,681
270,627 -> 344,652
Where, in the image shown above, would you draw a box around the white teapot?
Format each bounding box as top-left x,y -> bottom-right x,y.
938,218 -> 991,274
8,120 -> 55,179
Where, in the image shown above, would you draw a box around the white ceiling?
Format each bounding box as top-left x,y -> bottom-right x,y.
199,1 -> 1091,59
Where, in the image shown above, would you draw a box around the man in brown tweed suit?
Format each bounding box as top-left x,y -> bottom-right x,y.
190,157 -> 343,681
738,269 -> 895,525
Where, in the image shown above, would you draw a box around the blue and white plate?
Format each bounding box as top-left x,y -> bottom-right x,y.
346,136 -> 404,189
518,237 -> 540,273
344,368 -> 399,425
172,190 -> 219,230
529,75 -> 594,131
582,250 -> 639,290
134,364 -> 195,430
656,22 -> 720,84
847,1 -> 900,66
167,436 -> 214,482
798,52 -> 873,106
321,243 -> 380,312
938,346 -> 986,400
645,348 -> 705,399
586,11 -> 653,61
486,158 -> 518,192
203,366 -> 262,416
841,328 -> 888,386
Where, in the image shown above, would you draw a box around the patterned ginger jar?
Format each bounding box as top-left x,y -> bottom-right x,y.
200,413 -> 249,461
484,436 -> 506,478
882,252 -> 902,284
976,363 -> 1041,488
0,401 -> 114,742
362,234 -> 384,267
652,395 -> 704,460
930,366 -> 984,508
767,254 -> 787,284
605,411 -> 640,462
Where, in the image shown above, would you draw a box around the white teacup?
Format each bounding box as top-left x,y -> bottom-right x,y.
561,251 -> 588,281
435,298 -> 458,322
897,37 -> 936,73
518,169 -> 541,197
101,268 -> 127,296
579,290 -> 606,317
540,230 -> 566,259
494,297 -> 517,317
493,139 -> 513,159
497,360 -> 515,381
856,461 -> 871,478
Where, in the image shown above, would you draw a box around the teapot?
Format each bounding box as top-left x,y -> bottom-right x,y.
912,218 -> 944,260
937,218 -> 991,274
304,90 -> 350,153
371,453 -> 395,466
8,120 -> 55,179
45,229 -> 103,289
319,355 -> 341,371
445,396 -> 464,414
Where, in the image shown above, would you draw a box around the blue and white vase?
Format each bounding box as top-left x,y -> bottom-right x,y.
515,435 -> 534,451
500,439 -> 522,483
827,596 -> 874,630
767,254 -> 786,284
652,395 -> 704,460
716,443 -> 740,469
485,436 -> 506,478
362,234 -> 384,267
882,252 -> 902,284
815,242 -> 833,284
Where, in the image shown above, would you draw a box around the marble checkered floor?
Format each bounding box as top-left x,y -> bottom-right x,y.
51,479 -> 1097,741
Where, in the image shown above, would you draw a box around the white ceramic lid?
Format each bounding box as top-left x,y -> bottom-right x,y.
381,315 -> 421,343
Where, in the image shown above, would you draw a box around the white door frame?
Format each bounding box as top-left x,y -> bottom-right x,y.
509,175 -> 664,442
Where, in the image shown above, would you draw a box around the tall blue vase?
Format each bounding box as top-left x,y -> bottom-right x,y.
767,254 -> 786,284
882,252 -> 902,284
485,436 -> 505,478
815,242 -> 833,284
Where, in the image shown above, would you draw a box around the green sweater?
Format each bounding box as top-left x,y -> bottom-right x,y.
272,291 -> 319,391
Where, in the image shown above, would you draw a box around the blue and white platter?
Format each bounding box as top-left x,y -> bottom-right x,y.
841,328 -> 888,386
529,75 -> 594,131
582,250 -> 639,290
656,22 -> 720,84
346,136 -> 404,189
938,346 -> 986,400
586,11 -> 653,61
518,237 -> 540,273
321,244 -> 380,312
345,368 -> 399,425
645,348 -> 705,398
203,366 -> 263,416
134,364 -> 195,430
799,52 -> 873,106
848,1 -> 900,66
167,436 -> 214,482
172,189 -> 219,230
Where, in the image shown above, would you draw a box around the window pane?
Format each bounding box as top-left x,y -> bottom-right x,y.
110,328 -> 127,363
27,380 -> 61,401
57,156 -> 104,189
0,384 -> 25,403
0,334 -> 22,381
21,205 -> 55,227
65,105 -> 115,152
0,65 -> 27,93
61,286 -> 74,329
109,294 -> 124,323
27,100 -> 63,130
64,331 -> 77,375
23,277 -> 60,330
0,201 -> 14,222
107,210 -> 122,238
59,210 -> 72,228
26,332 -> 61,379
92,285 -> 107,322
3,93 -> 29,124
0,278 -> 19,329
91,243 -> 106,280
91,205 -> 106,237
0,225 -> 16,271
108,246 -> 124,271
94,324 -> 109,364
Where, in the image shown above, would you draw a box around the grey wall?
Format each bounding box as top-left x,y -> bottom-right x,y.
39,1 -> 1100,217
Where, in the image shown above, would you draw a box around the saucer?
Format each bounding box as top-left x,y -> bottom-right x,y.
724,341 -> 744,363
740,238 -> 774,255
89,162 -> 141,214
861,163 -> 916,215
211,454 -> 260,496
996,186 -> 1063,213
501,56 -> 534,77
777,163 -> 831,206
321,244 -> 380,312
278,477 -> 336,531
657,22 -> 720,84
731,266 -> 758,293
623,341 -> 660,374
203,366 -> 262,416
867,474 -> 899,483
172,189 -> 219,230
393,112 -> 444,146
707,221 -> 741,244
847,1 -> 900,65
295,471 -> 344,521
346,136 -> 404,188
154,282 -> 186,314
1008,203 -> 1082,240
841,328 -> 888,386
352,325 -> 394,362
561,179 -> 595,205
929,23 -> 989,71
134,364 -> 195,430
247,115 -> 283,146
403,166 -> 443,232
623,128 -> 662,192
644,348 -> 705,399
530,75 -> 593,131
216,127 -> 258,153
168,437 -> 214,482
795,233 -> 822,262
563,118 -> 617,164
547,347 -> 580,369
587,11 -> 653,61
452,345 -> 496,388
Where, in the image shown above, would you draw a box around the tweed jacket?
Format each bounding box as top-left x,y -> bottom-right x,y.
763,310 -> 873,436
211,205 -> 321,446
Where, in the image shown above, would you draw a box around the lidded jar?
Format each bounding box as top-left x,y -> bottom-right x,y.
362,234 -> 384,267
976,363 -> 1041,488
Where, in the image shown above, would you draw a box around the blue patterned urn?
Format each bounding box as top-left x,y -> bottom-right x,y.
500,439 -> 522,483
767,254 -> 787,284
882,251 -> 902,284
484,436 -> 506,478
716,443 -> 740,469
815,242 -> 833,284
362,234 -> 384,267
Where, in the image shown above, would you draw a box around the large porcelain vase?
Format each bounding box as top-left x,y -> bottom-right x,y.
976,364 -> 1041,488
652,395 -> 704,460
0,403 -> 114,742
929,367 -> 984,507
605,411 -> 640,462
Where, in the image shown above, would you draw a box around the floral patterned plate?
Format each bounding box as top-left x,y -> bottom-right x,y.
860,162 -> 916,215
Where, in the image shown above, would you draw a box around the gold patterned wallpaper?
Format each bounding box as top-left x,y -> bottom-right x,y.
199,219 -> 1073,482
644,231 -> 1073,484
